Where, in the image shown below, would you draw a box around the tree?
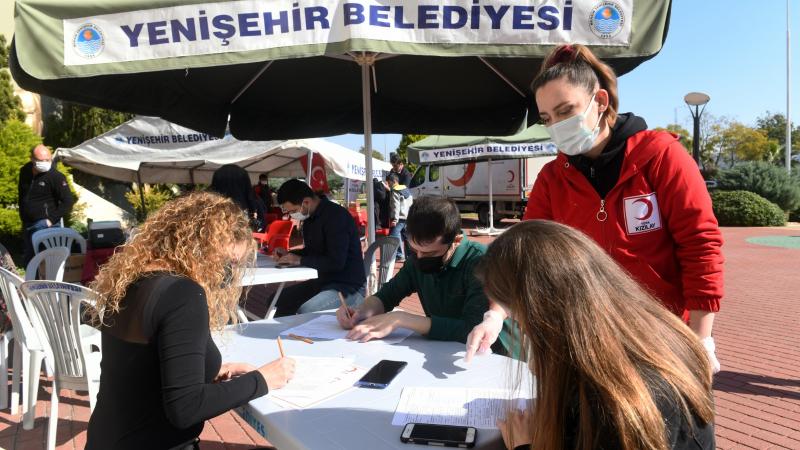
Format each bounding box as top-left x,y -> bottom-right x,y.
755,111 -> 800,158
714,122 -> 778,166
43,101 -> 133,149
0,36 -> 25,124
395,134 -> 427,173
359,146 -> 384,161
654,124 -> 693,154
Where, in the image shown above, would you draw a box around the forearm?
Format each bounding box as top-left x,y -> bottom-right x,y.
360,295 -> 386,316
395,312 -> 431,336
689,310 -> 715,338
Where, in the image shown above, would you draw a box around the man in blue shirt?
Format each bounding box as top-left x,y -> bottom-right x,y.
273,179 -> 366,316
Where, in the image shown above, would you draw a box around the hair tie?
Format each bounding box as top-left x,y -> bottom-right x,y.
546,44 -> 576,69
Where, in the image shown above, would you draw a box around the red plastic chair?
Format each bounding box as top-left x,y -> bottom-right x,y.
262,220 -> 294,255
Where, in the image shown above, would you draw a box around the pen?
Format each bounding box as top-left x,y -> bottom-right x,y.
288,333 -> 314,344
338,292 -> 352,321
277,336 -> 285,357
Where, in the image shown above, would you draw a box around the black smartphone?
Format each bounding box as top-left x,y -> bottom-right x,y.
356,360 -> 407,389
400,423 -> 477,448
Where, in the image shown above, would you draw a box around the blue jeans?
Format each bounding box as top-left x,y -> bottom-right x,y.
23,219 -> 60,265
274,279 -> 367,316
297,286 -> 366,315
389,220 -> 406,259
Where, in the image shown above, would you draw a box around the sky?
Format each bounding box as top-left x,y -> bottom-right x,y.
327,0 -> 800,158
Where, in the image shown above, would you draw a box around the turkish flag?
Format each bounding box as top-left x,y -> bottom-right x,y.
299,153 -> 330,194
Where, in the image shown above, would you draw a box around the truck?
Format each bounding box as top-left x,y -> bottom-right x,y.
408,156 -> 557,226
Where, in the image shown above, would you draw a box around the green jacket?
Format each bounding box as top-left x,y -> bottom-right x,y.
375,236 -> 488,343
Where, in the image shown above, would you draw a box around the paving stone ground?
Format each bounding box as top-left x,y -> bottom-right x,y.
1,223 -> 798,449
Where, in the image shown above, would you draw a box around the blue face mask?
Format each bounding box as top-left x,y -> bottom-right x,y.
545,93 -> 603,156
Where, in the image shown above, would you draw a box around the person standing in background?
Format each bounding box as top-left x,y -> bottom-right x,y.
389,153 -> 412,186
253,173 -> 274,209
18,144 -> 74,265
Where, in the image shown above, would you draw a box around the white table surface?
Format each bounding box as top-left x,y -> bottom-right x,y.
215,312 -> 532,450
241,253 -> 318,286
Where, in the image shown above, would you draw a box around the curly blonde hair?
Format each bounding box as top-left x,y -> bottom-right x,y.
90,191 -> 256,330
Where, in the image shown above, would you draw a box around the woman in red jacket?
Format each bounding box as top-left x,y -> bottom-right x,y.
466,44 -> 723,372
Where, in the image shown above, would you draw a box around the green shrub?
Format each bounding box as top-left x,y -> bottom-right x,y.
0,208 -> 23,266
717,162 -> 800,212
711,190 -> 786,227
125,184 -> 177,223
0,207 -> 21,237
0,120 -> 43,207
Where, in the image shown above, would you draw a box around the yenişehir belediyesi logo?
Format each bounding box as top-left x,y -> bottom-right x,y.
73,24 -> 104,58
590,2 -> 625,39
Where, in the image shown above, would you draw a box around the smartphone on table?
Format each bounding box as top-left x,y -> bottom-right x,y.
355,360 -> 407,389
400,423 -> 477,448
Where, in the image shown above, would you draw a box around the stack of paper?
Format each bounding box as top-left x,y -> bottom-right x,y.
270,356 -> 367,409
280,315 -> 414,345
391,387 -> 530,429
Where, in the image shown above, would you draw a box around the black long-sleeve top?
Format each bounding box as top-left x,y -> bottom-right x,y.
292,197 -> 366,295
17,162 -> 74,225
86,274 -> 268,450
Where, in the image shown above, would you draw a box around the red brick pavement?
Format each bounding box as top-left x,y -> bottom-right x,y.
1,224 -> 798,449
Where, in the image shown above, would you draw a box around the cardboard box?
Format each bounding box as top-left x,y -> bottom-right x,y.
63,254 -> 86,284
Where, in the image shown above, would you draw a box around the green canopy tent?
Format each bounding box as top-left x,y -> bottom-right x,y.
408,124 -> 554,234
10,0 -> 672,243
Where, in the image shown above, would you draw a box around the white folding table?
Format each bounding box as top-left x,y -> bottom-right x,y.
215,312 -> 532,450
238,254 -> 318,322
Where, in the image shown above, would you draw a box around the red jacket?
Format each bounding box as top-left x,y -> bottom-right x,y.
524,130 -> 723,317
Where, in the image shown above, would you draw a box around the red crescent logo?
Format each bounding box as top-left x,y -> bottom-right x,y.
633,198 -> 654,220
447,162 -> 477,187
507,170 -> 515,183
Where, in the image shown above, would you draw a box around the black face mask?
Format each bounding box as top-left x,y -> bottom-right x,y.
415,244 -> 452,274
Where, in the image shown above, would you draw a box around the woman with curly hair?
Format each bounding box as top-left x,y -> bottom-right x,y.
479,221 -> 714,450
85,191 -> 294,450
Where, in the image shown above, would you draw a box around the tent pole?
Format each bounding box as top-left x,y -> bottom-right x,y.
306,150 -> 313,183
136,171 -> 147,221
360,52 -> 376,245
488,157 -> 494,232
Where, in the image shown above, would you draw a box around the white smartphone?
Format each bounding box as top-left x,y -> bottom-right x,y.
400,423 -> 477,448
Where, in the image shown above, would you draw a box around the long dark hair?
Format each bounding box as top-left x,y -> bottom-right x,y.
477,220 -> 714,450
209,164 -> 265,225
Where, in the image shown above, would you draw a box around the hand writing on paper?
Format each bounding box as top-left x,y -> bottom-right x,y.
258,357 -> 296,390
215,362 -> 257,382
497,409 -> 531,450
346,312 -> 401,342
277,253 -> 300,267
336,304 -> 360,329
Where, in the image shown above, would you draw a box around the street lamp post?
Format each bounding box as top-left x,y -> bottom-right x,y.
684,92 -> 711,169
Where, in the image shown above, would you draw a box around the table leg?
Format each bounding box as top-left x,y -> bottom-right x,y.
236,307 -> 250,323
265,282 -> 285,320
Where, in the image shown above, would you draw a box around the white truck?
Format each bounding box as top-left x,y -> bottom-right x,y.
408,156 -> 556,226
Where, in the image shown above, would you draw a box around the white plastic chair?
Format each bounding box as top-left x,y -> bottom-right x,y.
31,227 -> 86,255
25,247 -> 70,282
20,281 -> 102,450
0,268 -> 54,429
363,236 -> 401,295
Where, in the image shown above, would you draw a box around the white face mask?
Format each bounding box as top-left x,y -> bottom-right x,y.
289,202 -> 309,221
545,94 -> 603,156
34,161 -> 52,172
